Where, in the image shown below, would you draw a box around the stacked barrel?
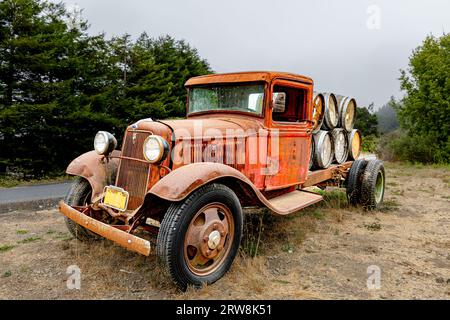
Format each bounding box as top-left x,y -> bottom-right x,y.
309,92 -> 362,170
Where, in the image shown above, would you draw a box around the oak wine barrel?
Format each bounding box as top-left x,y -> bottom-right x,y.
347,129 -> 362,160
312,92 -> 325,133
331,128 -> 349,164
320,93 -> 339,130
312,130 -> 334,169
336,95 -> 357,132
309,138 -> 315,170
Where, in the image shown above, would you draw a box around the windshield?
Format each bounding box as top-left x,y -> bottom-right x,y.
188,83 -> 265,115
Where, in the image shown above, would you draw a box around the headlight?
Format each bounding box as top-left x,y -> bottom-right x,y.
94,131 -> 117,155
143,135 -> 169,163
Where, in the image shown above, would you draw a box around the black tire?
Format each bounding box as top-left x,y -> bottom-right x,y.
64,177 -> 101,241
346,159 -> 367,205
156,183 -> 243,290
360,160 -> 386,210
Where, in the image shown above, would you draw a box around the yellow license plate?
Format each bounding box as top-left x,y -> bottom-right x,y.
102,186 -> 129,211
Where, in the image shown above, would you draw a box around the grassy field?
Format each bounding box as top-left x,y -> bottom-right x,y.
0,162 -> 449,299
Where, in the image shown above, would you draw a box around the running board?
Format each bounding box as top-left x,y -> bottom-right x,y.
266,190 -> 323,215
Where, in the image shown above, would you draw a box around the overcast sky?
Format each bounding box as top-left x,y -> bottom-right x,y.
59,0 -> 450,109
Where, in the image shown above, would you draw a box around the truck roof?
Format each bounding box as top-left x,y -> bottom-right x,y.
185,71 -> 314,87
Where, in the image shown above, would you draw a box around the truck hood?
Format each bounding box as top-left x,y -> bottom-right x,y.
148,117 -> 264,139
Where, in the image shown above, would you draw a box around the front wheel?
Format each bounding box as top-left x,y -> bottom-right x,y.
156,183 -> 243,290
64,177 -> 101,241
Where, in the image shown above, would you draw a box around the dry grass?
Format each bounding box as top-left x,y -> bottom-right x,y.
2,162 -> 450,299
0,244 -> 16,252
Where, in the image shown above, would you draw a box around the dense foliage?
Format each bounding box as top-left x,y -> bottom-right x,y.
0,0 -> 211,176
354,103 -> 379,153
395,33 -> 450,163
355,103 -> 379,137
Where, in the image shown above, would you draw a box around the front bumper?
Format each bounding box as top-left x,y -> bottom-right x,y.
58,201 -> 151,256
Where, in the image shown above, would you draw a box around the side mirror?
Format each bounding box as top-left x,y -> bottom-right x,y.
272,92 -> 286,113
248,93 -> 263,111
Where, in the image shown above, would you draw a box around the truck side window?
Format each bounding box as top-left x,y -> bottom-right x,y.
272,85 -> 307,122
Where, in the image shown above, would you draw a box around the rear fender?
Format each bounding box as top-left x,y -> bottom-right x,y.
66,150 -> 120,201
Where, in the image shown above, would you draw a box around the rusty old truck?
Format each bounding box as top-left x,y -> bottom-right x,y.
58,71 -> 385,289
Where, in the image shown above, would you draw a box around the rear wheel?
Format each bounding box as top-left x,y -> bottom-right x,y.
157,183 -> 243,290
360,160 -> 386,210
64,177 -> 101,241
346,159 -> 367,205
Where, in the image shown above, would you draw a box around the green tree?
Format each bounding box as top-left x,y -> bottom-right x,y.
354,103 -> 379,153
397,33 -> 450,162
123,33 -> 211,119
105,32 -> 211,125
355,103 -> 379,137
0,0 -> 117,175
0,0 -> 212,177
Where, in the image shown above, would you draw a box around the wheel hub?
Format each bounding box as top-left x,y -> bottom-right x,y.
184,203 -> 234,275
208,230 -> 221,249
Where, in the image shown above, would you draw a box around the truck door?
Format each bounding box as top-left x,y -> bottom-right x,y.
264,80 -> 313,190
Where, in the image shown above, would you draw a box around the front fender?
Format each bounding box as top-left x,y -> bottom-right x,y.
148,162 -> 259,202
66,150 -> 120,201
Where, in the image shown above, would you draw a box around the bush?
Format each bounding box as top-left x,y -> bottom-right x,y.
378,130 -> 449,163
396,33 -> 450,164
362,134 -> 379,153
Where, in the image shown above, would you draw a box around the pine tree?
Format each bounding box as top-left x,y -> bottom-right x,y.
0,1 -> 212,177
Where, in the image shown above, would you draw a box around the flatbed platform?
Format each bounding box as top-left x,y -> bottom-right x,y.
303,161 -> 353,188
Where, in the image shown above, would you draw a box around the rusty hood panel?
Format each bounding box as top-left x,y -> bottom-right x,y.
158,117 -> 265,139
128,117 -> 264,139
128,119 -> 171,137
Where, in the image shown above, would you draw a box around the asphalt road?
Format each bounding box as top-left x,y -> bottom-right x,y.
0,182 -> 72,213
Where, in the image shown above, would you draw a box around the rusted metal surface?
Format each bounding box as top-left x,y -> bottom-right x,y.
146,162 -> 318,215
267,190 -> 323,214
108,72 -> 321,213
65,71 -> 357,224
302,161 -> 353,188
113,122 -> 172,210
116,130 -> 150,210
184,203 -> 234,275
148,162 -> 255,201
59,201 -> 151,256
110,72 -> 344,215
66,150 -> 120,201
185,71 -> 313,87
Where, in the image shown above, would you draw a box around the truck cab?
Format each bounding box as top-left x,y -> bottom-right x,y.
183,71 -> 314,191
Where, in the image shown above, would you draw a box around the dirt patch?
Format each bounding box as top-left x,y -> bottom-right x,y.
1,162 -> 449,299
